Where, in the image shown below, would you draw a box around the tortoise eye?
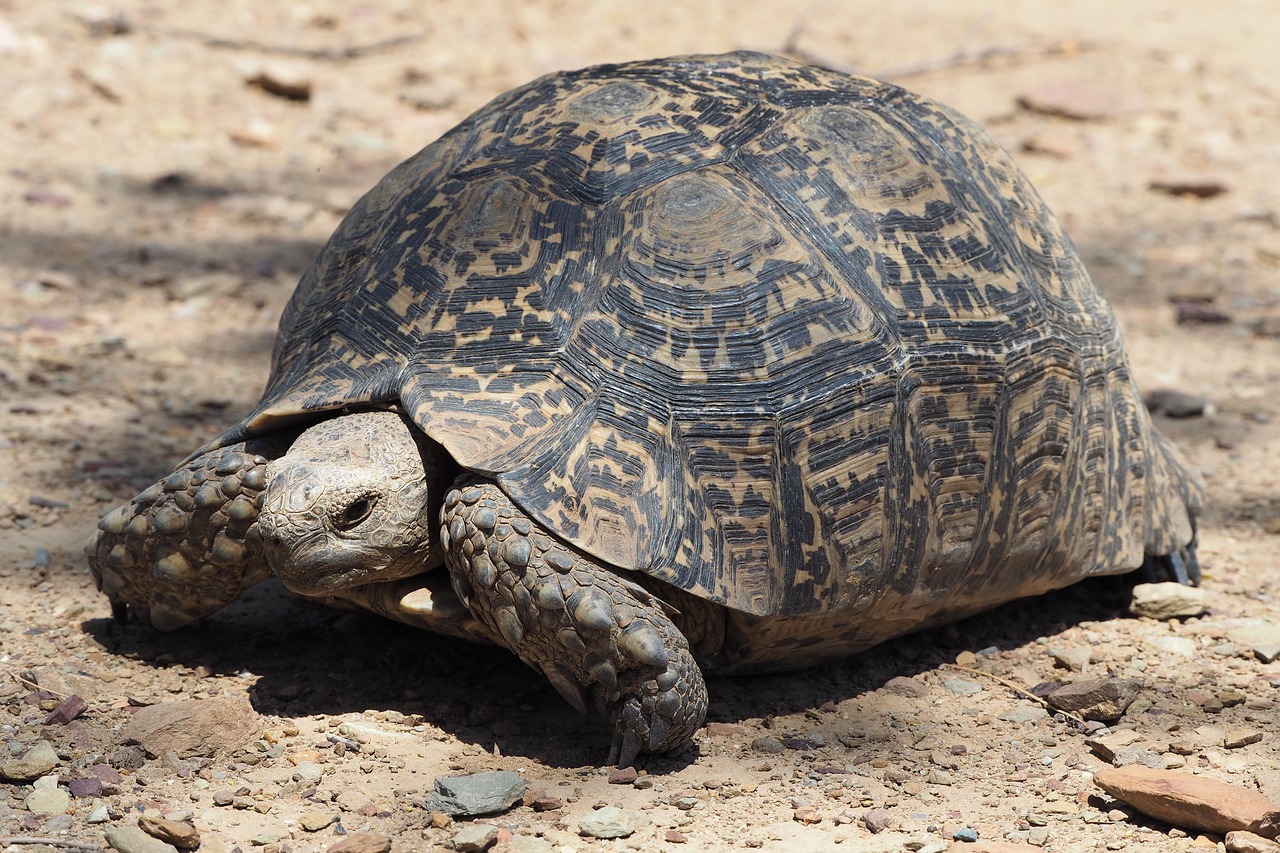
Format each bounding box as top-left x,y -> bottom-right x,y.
335,496 -> 375,531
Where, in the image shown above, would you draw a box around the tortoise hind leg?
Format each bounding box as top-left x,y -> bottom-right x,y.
440,475 -> 707,766
88,436 -> 287,630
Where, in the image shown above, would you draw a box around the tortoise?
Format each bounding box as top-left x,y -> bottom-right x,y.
88,51 -> 1203,766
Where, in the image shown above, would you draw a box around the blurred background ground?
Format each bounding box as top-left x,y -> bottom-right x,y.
2,2 -> 1279,851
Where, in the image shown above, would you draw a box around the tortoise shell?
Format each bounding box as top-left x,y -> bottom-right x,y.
216,51 -> 1200,621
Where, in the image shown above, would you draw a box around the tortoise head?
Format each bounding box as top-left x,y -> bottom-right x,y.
258,410 -> 447,594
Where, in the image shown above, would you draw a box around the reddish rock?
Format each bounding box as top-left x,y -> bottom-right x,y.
43,694 -> 88,725
122,696 -> 261,759
325,833 -> 392,853
1093,765 -> 1280,837
607,766 -> 638,784
705,722 -> 749,736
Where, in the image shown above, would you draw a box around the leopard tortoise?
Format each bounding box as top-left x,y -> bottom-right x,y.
89,51 -> 1203,766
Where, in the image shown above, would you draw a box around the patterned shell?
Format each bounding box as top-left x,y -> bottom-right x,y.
221,52 -> 1200,619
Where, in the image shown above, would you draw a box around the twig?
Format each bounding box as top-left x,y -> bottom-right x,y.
0,665 -> 69,700
138,25 -> 431,61
870,40 -> 1091,81
0,838 -> 105,851
941,662 -> 1088,726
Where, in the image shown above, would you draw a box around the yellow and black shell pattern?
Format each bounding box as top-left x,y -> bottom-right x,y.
221,52 -> 1202,624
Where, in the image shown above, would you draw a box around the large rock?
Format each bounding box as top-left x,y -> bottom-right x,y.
1129,583 -> 1207,619
122,696 -> 261,759
1094,765 -> 1280,837
0,740 -> 60,782
423,771 -> 526,817
1047,678 -> 1142,721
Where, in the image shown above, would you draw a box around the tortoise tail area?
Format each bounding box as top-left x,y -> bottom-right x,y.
1141,429 -> 1205,582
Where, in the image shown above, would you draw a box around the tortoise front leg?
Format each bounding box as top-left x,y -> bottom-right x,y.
440,476 -> 707,766
88,437 -> 287,630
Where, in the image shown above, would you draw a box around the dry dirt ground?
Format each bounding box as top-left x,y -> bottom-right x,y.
3,2 -> 1280,852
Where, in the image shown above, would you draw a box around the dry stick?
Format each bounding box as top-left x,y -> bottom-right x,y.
0,666 -> 69,700
137,26 -> 430,61
0,838 -> 104,851
941,663 -> 1088,726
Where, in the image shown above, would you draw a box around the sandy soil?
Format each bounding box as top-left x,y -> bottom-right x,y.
2,2 -> 1279,851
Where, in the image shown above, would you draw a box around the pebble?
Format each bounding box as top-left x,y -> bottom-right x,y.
26,775 -> 70,816
292,761 -> 324,785
1046,678 -> 1142,721
69,777 -> 102,798
43,694 -> 88,725
751,736 -> 785,754
998,706 -> 1048,724
952,827 -> 980,842
138,814 -> 200,849
1094,765 -> 1280,836
104,824 -> 179,853
505,837 -> 553,853
882,676 -> 929,698
423,771 -> 525,817
1144,389 -> 1211,418
122,696 -> 262,758
300,811 -> 339,832
863,807 -> 894,833
608,766 -> 638,784
1129,583 -> 1208,619
1016,80 -> 1141,119
87,804 -> 111,823
941,678 -> 982,696
1224,730 -> 1264,750
1086,730 -> 1145,762
246,63 -> 314,101
325,833 -> 392,853
1225,831 -> 1280,853
0,740 -> 60,782
452,824 -> 499,852
1146,636 -> 1197,657
1148,174 -> 1230,199
578,805 -> 639,839
1051,646 -> 1092,672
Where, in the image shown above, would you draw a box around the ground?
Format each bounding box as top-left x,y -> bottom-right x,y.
2,2 -> 1279,852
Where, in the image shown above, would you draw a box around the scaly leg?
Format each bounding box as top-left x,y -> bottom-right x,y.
439,475 -> 707,766
87,437 -> 286,630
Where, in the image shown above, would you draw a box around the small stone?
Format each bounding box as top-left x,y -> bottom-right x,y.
300,811 -> 339,832
26,775 -> 71,816
578,805 -> 639,839
1148,635 -> 1197,656
998,706 -> 1049,724
926,768 -> 954,785
1051,647 -> 1092,672
452,824 -> 499,852
1129,583 -> 1208,619
665,829 -> 688,843
1028,826 -> 1051,846
1149,174 -> 1229,199
1225,730 -> 1264,750
292,761 -> 324,785
863,807 -> 893,833
138,814 -> 200,849
953,827 -> 980,842
68,776 -> 102,798
424,771 -> 526,817
0,740 -> 60,782
1225,830 -> 1280,853
44,694 -> 88,725
955,650 -> 978,667
505,836 -> 554,853
608,766 -> 638,784
1016,80 -> 1142,119
1046,678 -> 1142,721
1093,765 -> 1280,837
705,722 -> 748,736
793,806 -> 822,824
88,805 -> 111,824
751,736 -> 785,754
882,676 -> 928,698
247,63 -> 313,101
1087,730 -> 1145,762
122,696 -> 261,759
1254,645 -> 1280,665
104,824 -> 179,853
941,678 -> 982,696
529,795 -> 562,812
325,833 -> 392,853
